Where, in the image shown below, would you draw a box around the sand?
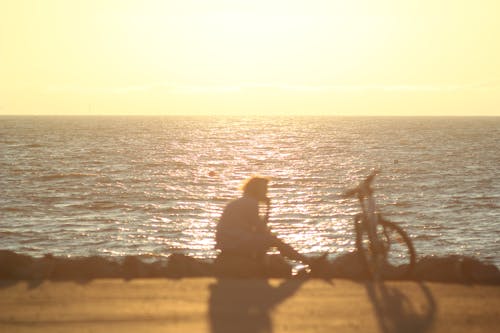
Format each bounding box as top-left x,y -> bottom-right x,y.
0,278 -> 499,333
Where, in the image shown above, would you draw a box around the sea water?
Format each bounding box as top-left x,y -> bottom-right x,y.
1,116 -> 499,266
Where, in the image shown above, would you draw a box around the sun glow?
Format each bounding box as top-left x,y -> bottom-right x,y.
99,2 -> 386,87
1,0 -> 499,115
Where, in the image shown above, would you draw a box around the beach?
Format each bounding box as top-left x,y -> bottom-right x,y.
1,278 -> 499,333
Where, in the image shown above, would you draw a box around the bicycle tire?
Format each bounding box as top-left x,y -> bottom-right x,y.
355,215 -> 416,280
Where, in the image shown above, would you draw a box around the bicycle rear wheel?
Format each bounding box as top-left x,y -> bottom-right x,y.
378,218 -> 416,279
355,215 -> 416,280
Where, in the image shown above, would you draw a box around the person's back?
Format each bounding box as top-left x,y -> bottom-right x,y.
216,194 -> 270,258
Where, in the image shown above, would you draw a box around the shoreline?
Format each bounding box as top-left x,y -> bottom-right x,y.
1,250 -> 499,285
1,278 -> 499,333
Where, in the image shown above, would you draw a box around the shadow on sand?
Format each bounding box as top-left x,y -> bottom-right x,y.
364,281 -> 436,333
208,278 -> 305,333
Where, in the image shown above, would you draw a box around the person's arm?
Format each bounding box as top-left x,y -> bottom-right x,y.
245,198 -> 269,233
273,237 -> 310,263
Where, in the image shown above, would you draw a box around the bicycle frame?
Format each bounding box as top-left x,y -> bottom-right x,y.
345,171 -> 417,279
343,171 -> 386,278
355,179 -> 379,249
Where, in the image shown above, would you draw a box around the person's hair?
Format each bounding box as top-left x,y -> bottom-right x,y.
241,176 -> 270,197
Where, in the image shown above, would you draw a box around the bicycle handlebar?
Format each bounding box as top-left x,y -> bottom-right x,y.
342,170 -> 380,199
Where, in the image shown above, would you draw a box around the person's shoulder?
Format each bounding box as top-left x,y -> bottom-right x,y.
227,195 -> 258,209
239,195 -> 259,205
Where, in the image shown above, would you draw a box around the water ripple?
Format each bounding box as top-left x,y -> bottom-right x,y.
1,116 -> 499,266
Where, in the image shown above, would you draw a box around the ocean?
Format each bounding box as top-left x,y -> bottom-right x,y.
1,116 -> 499,267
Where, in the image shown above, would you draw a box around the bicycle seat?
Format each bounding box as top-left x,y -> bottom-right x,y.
342,170 -> 380,198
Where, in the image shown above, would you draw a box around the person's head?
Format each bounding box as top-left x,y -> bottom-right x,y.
241,176 -> 270,203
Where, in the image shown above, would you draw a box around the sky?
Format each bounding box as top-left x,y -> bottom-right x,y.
1,0 -> 499,116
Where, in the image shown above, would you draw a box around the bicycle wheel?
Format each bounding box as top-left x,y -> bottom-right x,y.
378,218 -> 416,279
355,215 -> 416,280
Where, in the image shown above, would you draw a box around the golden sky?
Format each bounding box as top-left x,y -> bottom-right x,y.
1,0 -> 499,116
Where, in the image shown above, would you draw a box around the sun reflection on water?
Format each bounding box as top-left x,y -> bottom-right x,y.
2,117 -> 499,265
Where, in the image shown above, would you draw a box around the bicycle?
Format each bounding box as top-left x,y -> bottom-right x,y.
342,170 -> 416,280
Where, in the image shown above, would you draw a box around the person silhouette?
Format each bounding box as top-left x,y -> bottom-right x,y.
215,176 -> 312,277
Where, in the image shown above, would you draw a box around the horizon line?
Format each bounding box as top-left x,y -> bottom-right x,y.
1,114 -> 499,118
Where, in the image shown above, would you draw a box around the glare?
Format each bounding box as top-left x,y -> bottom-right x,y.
2,0 -> 499,115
